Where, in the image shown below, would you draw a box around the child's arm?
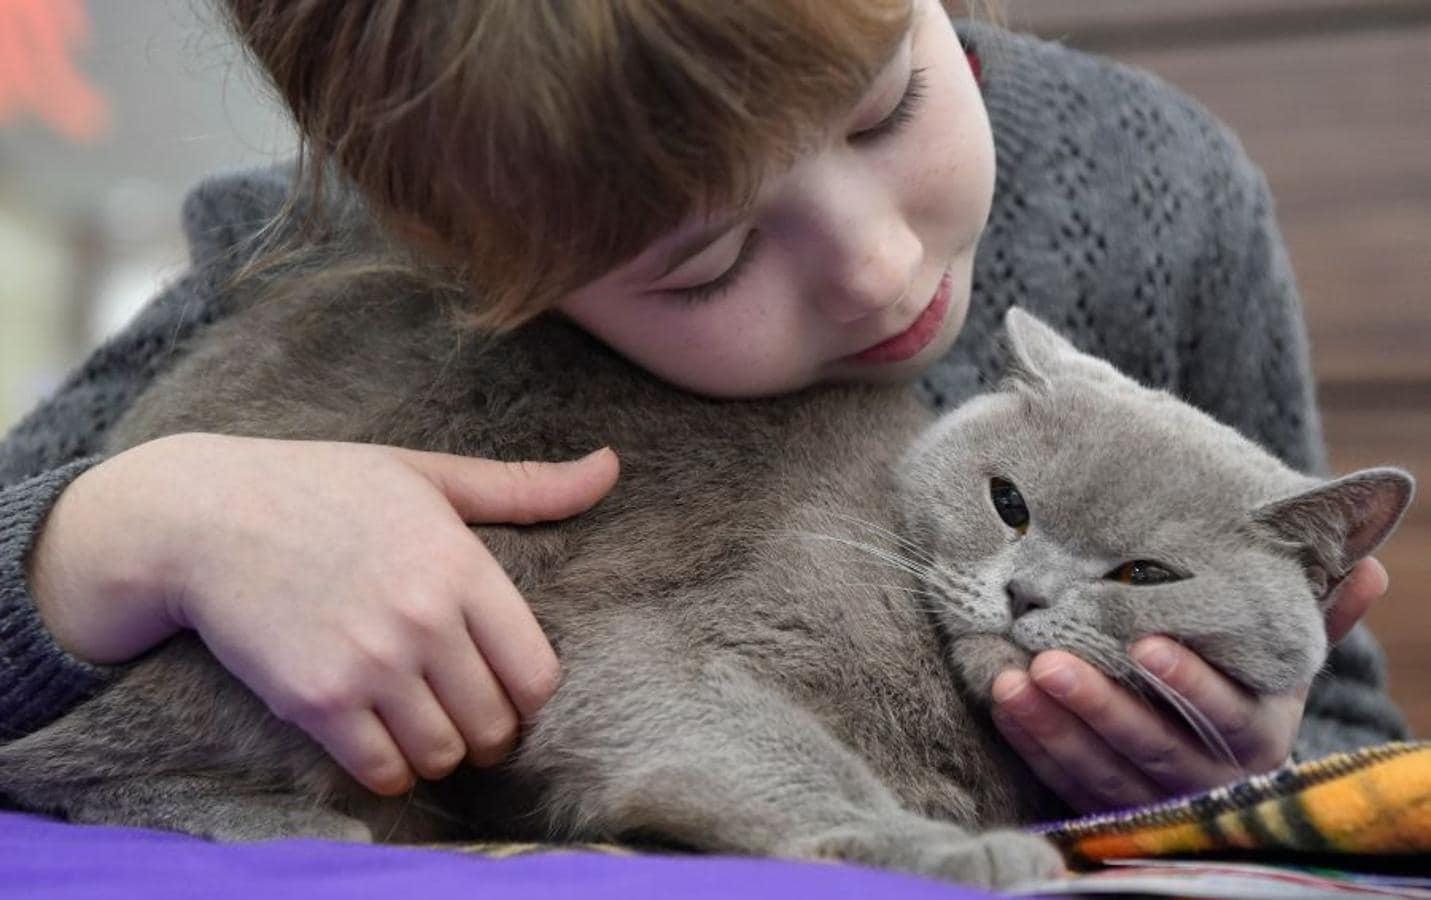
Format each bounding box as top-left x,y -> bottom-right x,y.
1,274 -> 618,793
1,166 -> 617,795
24,432 -> 616,794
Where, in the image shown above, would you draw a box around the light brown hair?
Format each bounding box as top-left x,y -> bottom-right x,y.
222,0 -> 913,328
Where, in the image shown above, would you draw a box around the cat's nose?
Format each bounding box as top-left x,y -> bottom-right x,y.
1005,579 -> 1049,620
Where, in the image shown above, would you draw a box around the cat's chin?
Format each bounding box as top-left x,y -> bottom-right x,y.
949,634 -> 1033,707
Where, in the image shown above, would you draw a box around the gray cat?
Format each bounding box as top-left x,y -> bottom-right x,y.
0,270 -> 1412,889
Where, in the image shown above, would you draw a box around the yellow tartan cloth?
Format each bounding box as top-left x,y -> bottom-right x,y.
1031,741 -> 1431,865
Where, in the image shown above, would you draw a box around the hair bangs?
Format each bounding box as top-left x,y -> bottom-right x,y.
225,0 -> 913,329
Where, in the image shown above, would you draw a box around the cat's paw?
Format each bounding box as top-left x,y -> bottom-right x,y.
785,816 -> 1065,889
940,827 -> 1067,888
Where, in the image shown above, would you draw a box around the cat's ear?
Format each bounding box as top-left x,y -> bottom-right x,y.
1001,308 -> 1068,390
1252,467 -> 1415,605
1001,307 -> 1124,391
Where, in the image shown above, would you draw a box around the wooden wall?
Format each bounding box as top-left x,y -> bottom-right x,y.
1004,1 -> 1431,736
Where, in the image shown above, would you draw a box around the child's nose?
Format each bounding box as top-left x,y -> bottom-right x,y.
818,219 -> 922,324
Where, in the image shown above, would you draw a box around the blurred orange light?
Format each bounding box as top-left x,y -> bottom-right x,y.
0,0 -> 109,141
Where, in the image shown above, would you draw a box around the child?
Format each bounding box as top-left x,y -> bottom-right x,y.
0,0 -> 1406,816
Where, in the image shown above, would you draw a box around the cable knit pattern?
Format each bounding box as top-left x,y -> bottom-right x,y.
0,24 -> 1405,752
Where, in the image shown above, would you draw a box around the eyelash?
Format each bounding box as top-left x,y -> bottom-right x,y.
856,66 -> 928,142
669,230 -> 763,305
668,68 -> 928,305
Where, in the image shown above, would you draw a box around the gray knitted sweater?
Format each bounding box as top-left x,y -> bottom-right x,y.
0,24 -> 1407,755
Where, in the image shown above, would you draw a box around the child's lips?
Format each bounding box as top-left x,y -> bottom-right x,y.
845,272 -> 953,365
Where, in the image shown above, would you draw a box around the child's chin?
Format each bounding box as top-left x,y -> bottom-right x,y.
950,633 -> 1033,706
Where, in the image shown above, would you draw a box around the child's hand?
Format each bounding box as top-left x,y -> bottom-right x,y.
28,433 -> 619,796
989,558 -> 1389,813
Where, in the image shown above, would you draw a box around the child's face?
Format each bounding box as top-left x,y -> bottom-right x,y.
557,0 -> 994,398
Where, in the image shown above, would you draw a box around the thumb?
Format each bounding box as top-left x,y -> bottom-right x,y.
1324,556 -> 1387,644
404,447 -> 620,525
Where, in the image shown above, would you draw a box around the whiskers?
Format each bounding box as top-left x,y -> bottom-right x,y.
840,582 -> 974,624
790,530 -> 981,622
816,511 -> 940,570
787,512 -> 975,597
1127,659 -> 1241,771
378,785 -> 469,843
709,513 -> 989,629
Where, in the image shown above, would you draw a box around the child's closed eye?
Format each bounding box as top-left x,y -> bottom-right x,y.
852,67 -> 928,144
667,230 -> 763,305
662,67 -> 928,307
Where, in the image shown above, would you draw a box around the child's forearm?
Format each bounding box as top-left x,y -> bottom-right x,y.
25,450 -> 183,666
0,460 -> 118,735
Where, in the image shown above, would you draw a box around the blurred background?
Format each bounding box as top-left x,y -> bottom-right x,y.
0,0 -> 292,425
1,1 -> 1428,733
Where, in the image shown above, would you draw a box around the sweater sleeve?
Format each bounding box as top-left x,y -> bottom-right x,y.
0,167 -> 292,739
0,268 -> 233,738
1173,117 -> 1410,756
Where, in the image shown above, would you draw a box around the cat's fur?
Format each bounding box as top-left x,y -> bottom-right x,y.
0,275 -> 1412,888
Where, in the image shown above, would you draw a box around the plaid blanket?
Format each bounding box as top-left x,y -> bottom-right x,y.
1031,741 -> 1431,865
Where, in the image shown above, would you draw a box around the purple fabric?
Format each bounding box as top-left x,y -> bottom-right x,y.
0,811 -> 998,900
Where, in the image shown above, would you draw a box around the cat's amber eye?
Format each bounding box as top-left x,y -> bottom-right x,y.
1107,560 -> 1182,586
990,478 -> 1030,534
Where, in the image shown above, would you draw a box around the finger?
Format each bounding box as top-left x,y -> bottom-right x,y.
373,678 -> 470,782
309,708 -> 416,796
1324,557 -> 1387,644
460,547 -> 562,719
991,704 -> 1107,814
1029,651 -> 1237,796
405,447 -> 620,525
424,633 -> 521,768
1129,637 -> 1295,771
992,669 -> 1165,812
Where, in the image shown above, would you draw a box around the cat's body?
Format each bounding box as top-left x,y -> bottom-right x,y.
0,281 -> 1411,888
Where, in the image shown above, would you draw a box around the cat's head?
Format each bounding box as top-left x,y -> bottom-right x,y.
896,308 -> 1413,710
